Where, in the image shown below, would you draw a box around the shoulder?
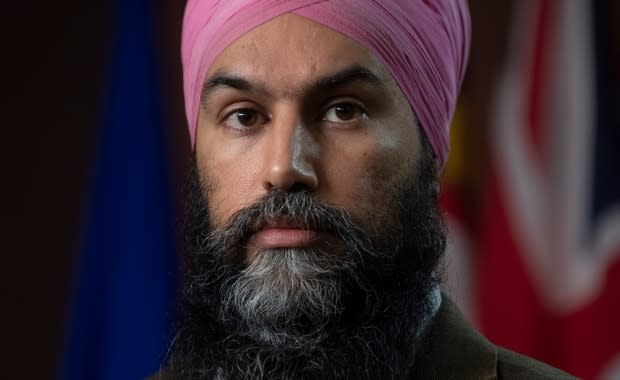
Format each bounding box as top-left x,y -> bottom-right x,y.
496,347 -> 578,379
411,294 -> 579,380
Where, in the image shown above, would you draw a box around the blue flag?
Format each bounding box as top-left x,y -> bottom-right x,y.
60,0 -> 178,378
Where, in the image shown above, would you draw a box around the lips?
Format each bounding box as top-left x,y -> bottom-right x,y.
248,217 -> 323,249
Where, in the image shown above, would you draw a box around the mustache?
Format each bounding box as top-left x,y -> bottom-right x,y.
196,189 -> 375,263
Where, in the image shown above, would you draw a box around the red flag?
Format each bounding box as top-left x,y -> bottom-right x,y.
478,1 -> 620,378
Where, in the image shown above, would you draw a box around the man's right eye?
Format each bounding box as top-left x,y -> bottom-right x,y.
222,108 -> 267,130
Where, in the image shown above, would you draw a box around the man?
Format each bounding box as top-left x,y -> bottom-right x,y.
156,1 -> 577,378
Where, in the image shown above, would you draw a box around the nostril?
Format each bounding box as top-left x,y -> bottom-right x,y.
263,162 -> 319,192
288,182 -> 312,194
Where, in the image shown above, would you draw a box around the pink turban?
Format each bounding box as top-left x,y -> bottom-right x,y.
181,0 -> 470,167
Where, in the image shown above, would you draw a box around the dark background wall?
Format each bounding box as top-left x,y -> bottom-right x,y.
4,1 -> 187,378
5,2 -> 108,379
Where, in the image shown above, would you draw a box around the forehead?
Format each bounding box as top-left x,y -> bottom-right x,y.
205,13 -> 396,90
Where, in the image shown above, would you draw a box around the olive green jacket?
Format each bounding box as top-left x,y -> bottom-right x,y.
149,296 -> 578,379
409,296 -> 577,379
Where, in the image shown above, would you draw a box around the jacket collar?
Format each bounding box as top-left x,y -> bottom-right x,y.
410,294 -> 497,379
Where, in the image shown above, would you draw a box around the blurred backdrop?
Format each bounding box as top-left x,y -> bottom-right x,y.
4,0 -> 619,379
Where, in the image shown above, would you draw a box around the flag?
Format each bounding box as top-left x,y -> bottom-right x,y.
478,0 -> 620,378
60,0 -> 178,378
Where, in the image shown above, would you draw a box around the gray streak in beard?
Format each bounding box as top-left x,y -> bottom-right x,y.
166,134 -> 446,379
199,190 -> 377,346
222,248 -> 347,347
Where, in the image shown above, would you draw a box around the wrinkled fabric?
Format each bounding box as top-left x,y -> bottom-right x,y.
182,0 -> 470,167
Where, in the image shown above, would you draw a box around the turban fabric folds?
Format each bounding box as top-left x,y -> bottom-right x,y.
182,0 -> 470,167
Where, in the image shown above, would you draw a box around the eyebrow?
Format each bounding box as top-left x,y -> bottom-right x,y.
200,65 -> 386,105
311,65 -> 385,92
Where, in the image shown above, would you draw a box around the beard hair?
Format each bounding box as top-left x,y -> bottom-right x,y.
165,136 -> 446,379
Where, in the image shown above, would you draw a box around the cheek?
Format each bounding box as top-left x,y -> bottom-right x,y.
196,137 -> 262,226
360,150 -> 410,221
319,132 -> 416,224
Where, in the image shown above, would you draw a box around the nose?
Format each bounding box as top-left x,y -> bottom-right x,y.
261,111 -> 319,192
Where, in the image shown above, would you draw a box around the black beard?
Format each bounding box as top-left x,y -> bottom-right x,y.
165,138 -> 446,380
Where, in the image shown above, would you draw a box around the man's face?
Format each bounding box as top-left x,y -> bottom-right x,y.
173,13 -> 445,379
195,14 -> 422,261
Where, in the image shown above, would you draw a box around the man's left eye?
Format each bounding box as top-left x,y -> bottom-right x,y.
322,103 -> 367,123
